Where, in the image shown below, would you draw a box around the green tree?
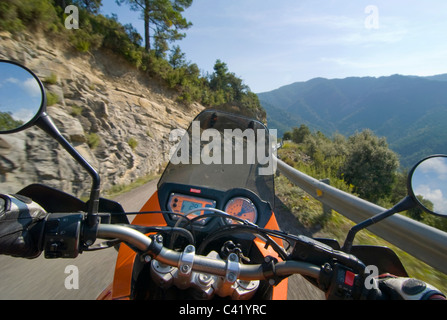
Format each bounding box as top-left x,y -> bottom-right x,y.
209,60 -> 249,102
407,196 -> 434,221
291,124 -> 311,144
207,59 -> 264,118
209,60 -> 229,91
283,131 -> 292,140
169,45 -> 186,69
340,130 -> 399,202
74,0 -> 102,13
124,23 -> 143,46
116,0 -> 192,53
54,0 -> 102,14
0,112 -> 24,131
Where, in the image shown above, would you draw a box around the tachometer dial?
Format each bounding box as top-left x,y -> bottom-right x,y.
224,197 -> 257,224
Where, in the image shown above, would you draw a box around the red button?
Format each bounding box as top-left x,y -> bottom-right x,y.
344,271 -> 355,286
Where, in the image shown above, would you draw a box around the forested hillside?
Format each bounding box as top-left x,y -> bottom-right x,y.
0,0 -> 265,121
259,75 -> 447,167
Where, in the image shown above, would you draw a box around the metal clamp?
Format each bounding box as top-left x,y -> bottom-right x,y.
225,253 -> 240,284
179,245 -> 195,276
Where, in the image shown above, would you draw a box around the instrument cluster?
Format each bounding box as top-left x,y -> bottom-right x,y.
167,192 -> 258,225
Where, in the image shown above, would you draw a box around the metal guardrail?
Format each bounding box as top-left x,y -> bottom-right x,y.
275,157 -> 447,275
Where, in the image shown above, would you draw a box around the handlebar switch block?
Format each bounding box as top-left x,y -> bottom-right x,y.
322,263 -> 359,300
43,213 -> 83,259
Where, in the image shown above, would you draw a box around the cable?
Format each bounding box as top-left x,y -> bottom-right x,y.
196,223 -> 289,260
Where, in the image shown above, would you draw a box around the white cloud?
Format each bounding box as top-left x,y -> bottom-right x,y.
419,157 -> 447,181
415,184 -> 447,215
22,77 -> 41,98
13,108 -> 36,123
5,77 -> 19,84
1,77 -> 40,97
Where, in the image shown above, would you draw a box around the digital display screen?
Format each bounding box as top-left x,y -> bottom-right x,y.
168,193 -> 217,224
181,200 -> 202,214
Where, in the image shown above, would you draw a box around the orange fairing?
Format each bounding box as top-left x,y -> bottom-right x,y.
108,191 -> 167,300
133,191 -> 167,226
253,212 -> 288,300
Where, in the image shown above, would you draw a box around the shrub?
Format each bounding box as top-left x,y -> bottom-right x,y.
0,0 -> 61,34
0,1 -> 25,33
86,132 -> 100,149
46,91 -> 60,106
128,137 -> 138,150
340,130 -> 399,202
70,105 -> 83,117
68,14 -> 103,53
44,73 -> 58,85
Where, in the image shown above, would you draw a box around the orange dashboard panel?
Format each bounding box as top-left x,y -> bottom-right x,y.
167,193 -> 217,218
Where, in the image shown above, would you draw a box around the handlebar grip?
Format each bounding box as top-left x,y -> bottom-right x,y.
376,276 -> 446,300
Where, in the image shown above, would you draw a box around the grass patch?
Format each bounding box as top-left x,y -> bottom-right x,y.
104,174 -> 159,199
46,91 -> 60,106
128,137 -> 138,150
86,132 -> 100,149
43,73 -> 58,85
70,105 -> 83,117
275,175 -> 327,228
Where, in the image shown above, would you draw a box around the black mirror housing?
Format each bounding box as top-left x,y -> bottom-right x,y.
0,60 -> 101,247
0,60 -> 47,134
408,155 -> 447,217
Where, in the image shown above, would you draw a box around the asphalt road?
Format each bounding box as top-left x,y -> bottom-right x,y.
0,179 -> 324,300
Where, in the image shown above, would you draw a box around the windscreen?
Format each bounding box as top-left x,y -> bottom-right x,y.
158,110 -> 276,207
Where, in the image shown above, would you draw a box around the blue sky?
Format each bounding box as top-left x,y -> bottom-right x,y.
413,157 -> 447,215
0,63 -> 42,123
101,1 -> 447,93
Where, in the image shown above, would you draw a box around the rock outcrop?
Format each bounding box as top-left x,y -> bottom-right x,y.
0,32 -> 203,197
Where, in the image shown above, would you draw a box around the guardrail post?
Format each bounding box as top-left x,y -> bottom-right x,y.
319,178 -> 332,217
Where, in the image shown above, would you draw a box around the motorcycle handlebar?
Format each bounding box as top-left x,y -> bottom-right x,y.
40,209 -> 446,300
51,216 -> 447,300
96,224 -> 321,282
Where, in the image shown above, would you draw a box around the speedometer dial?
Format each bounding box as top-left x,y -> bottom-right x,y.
224,197 -> 257,224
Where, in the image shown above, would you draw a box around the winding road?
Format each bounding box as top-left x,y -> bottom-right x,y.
0,179 -> 324,300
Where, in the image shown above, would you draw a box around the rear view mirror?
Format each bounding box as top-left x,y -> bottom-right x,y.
0,60 -> 46,134
409,155 -> 447,217
343,155 -> 447,252
0,59 -> 100,221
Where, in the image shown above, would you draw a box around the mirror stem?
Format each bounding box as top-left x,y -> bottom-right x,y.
36,113 -> 101,221
342,195 -> 416,253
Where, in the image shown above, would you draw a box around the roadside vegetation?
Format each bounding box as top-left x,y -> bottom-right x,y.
277,125 -> 447,292
281,125 -> 447,232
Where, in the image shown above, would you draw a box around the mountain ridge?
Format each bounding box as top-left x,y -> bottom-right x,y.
259,74 -> 447,168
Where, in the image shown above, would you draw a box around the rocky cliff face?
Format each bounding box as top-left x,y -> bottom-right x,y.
0,32 -> 203,198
